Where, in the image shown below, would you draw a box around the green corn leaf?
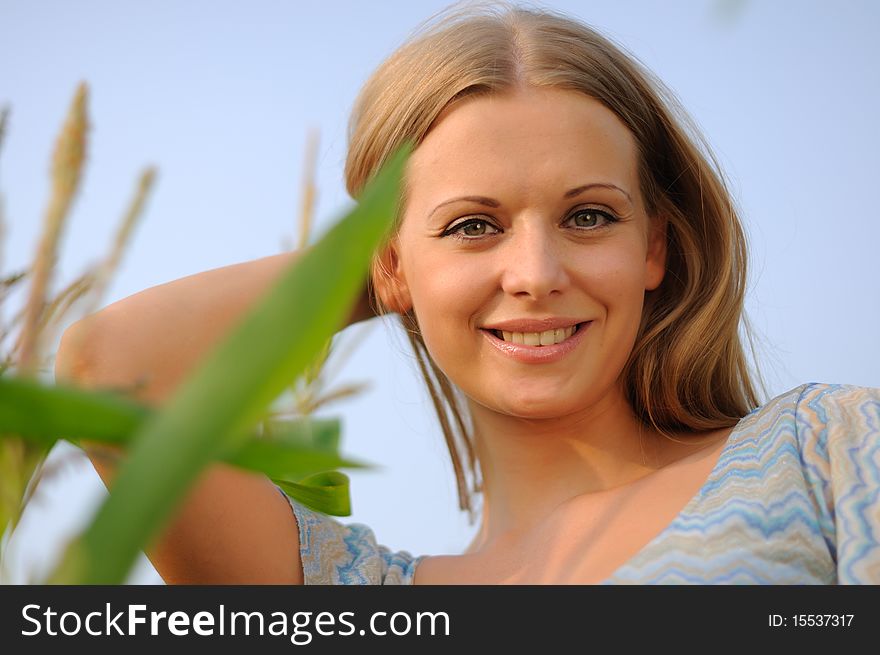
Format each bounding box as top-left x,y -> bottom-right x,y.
48,141 -> 411,584
223,418 -> 373,482
274,471 -> 352,517
0,376 -> 148,447
0,376 -> 374,490
261,415 -> 341,454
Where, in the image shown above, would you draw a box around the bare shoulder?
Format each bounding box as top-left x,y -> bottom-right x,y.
412,554 -> 477,585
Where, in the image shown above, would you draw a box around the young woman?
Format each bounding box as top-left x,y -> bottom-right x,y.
57,2 -> 880,584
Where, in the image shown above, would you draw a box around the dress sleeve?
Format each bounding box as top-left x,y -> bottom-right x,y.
795,383 -> 880,584
276,487 -> 424,585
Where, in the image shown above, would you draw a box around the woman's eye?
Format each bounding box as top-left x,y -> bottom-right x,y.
445,219 -> 498,239
570,209 -> 617,229
444,210 -> 617,241
461,220 -> 490,236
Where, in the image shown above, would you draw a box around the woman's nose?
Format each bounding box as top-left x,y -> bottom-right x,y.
499,223 -> 570,301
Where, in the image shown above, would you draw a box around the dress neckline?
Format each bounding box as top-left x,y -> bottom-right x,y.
595,411 -> 750,584
409,409 -> 754,585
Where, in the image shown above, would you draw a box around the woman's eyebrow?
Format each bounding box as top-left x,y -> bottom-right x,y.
428,195 -> 499,219
427,182 -> 632,219
564,182 -> 632,202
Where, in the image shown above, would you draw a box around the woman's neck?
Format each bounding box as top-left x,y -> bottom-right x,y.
463,385 -> 694,555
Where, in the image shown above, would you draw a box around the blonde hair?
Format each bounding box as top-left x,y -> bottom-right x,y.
344,1 -> 764,524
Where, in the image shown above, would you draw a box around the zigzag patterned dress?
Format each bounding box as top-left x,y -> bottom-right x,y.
280,383 -> 880,584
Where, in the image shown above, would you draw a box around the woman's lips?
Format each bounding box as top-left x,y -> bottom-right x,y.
480,321 -> 591,364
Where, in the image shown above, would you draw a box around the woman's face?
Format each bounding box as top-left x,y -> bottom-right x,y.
378,87 -> 666,419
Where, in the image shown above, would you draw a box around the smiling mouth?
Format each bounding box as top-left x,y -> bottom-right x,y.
481,322 -> 588,346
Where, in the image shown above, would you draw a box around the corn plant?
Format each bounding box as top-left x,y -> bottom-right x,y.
0,82 -> 411,584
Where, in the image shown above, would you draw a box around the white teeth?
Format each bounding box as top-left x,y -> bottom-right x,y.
493,324 -> 578,346
539,329 -> 555,346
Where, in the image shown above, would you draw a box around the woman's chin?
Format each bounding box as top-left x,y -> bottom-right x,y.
476,392 -> 581,420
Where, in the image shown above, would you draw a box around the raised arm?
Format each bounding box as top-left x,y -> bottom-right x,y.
54,251 -> 373,584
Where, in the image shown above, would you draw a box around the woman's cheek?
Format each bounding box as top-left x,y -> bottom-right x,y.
585,243 -> 649,299
409,265 -> 472,368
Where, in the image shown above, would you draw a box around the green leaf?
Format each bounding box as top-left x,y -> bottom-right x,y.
0,377 -> 375,484
274,471 -> 352,516
0,376 -> 148,447
261,416 -> 341,453
48,141 -> 411,584
224,418 -> 372,481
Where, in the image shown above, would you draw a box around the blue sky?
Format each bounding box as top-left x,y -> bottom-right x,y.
1,0 -> 878,583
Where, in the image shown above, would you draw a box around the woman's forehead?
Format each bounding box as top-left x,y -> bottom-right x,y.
406,87 -> 640,207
